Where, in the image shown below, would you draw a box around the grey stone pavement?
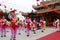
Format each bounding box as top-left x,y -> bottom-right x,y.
0,27 -> 57,40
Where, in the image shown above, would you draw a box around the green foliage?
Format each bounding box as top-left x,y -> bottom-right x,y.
3,12 -> 10,21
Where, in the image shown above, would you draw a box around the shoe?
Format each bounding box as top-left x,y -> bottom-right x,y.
13,38 -> 16,40
4,35 -> 6,37
1,35 -> 3,37
41,30 -> 44,32
27,35 -> 29,37
14,36 -> 16,38
18,33 -> 21,35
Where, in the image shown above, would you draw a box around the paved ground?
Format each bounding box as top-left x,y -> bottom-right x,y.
0,27 -> 57,40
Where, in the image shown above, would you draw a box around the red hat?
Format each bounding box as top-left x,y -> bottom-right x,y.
10,9 -> 16,13
0,11 -> 3,15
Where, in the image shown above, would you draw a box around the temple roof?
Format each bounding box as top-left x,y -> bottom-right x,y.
33,0 -> 60,13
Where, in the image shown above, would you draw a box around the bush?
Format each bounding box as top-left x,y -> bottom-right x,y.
3,12 -> 10,21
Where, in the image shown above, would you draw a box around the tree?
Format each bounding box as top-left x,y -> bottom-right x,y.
3,12 -> 10,21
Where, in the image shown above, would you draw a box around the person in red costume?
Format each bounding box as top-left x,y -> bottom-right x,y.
40,19 -> 44,32
9,10 -> 18,40
1,16 -> 7,37
32,18 -> 37,34
0,17 -> 3,37
18,20 -> 23,35
0,10 -> 7,37
25,17 -> 31,37
55,19 -> 60,31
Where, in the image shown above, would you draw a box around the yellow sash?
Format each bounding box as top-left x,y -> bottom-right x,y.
6,21 -> 11,26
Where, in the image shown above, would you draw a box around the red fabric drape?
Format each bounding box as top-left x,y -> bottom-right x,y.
0,11 -> 3,15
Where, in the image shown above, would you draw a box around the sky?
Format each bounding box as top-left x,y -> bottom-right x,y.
0,0 -> 47,12
0,0 -> 46,20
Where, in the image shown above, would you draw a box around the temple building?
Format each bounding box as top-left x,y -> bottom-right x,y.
22,0 -> 60,26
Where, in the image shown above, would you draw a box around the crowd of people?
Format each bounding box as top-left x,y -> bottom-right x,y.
0,10 -> 47,40
0,10 -> 60,40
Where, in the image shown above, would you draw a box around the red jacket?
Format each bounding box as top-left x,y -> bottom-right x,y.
40,21 -> 44,27
26,23 -> 30,30
10,22 -> 17,30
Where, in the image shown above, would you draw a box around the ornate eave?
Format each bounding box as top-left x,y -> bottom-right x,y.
36,6 -> 60,13
33,0 -> 60,13
33,0 -> 60,9
41,0 -> 60,5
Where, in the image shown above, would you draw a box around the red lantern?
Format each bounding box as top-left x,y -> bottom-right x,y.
36,0 -> 39,1
10,8 -> 12,10
4,5 -> 7,8
0,4 -> 1,6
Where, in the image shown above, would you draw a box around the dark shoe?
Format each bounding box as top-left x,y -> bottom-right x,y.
27,35 -> 29,37
18,33 -> 21,35
4,35 -> 6,37
13,38 -> 16,40
1,35 -> 3,37
14,36 -> 16,38
41,30 -> 44,32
